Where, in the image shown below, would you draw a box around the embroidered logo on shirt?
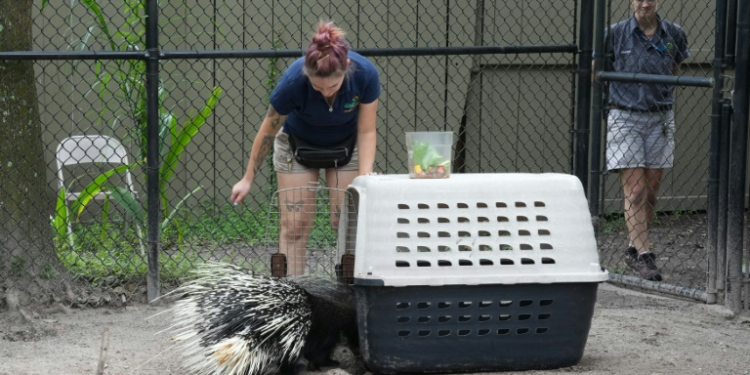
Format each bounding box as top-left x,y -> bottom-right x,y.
651,39 -> 674,57
344,96 -> 360,113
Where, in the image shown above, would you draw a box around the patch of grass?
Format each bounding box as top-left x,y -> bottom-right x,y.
40,263 -> 58,280
10,256 -> 26,277
57,243 -> 205,287
58,220 -> 206,286
57,194 -> 346,285
164,201 -> 270,246
599,213 -> 626,234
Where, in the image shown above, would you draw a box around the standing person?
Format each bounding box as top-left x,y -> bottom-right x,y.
604,0 -> 689,281
230,21 -> 381,276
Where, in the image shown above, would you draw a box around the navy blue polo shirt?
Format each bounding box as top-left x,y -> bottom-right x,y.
606,16 -> 690,111
270,51 -> 381,147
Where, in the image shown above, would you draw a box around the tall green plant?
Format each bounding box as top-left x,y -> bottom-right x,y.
50,0 -> 223,251
56,87 -> 223,239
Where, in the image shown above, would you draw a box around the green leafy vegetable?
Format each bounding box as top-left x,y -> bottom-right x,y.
412,141 -> 448,167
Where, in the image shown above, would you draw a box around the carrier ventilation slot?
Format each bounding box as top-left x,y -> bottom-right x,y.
395,299 -> 555,311
390,300 -> 556,337
391,200 -> 558,270
398,326 -> 552,338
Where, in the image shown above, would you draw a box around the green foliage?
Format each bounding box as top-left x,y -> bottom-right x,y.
411,141 -> 450,168
10,257 -> 26,277
54,0 -> 223,252
57,243 -> 201,286
599,212 -> 627,234
52,187 -> 71,247
49,192 -> 343,286
54,219 -> 204,285
40,264 -> 58,280
70,165 -> 135,217
166,201 -> 269,245
160,86 -> 223,210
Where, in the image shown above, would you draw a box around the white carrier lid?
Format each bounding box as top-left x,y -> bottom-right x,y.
345,173 -> 608,286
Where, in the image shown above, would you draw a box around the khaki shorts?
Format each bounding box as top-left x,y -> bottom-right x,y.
273,129 -> 360,173
606,109 -> 675,171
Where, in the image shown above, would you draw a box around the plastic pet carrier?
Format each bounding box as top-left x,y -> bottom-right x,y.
340,173 -> 608,374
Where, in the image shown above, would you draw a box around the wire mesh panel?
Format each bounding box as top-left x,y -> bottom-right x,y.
263,185 -> 354,278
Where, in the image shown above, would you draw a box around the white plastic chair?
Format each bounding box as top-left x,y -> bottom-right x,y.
55,135 -> 145,255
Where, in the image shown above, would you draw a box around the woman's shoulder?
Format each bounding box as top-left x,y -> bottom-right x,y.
278,57 -> 306,85
348,51 -> 379,76
286,57 -> 306,76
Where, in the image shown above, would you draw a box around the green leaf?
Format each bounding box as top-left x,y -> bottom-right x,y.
159,110 -> 176,160
81,0 -> 117,50
161,185 -> 202,231
100,196 -> 111,242
160,87 -> 223,194
106,186 -> 146,228
53,187 -> 70,244
71,163 -> 137,217
412,141 -> 448,168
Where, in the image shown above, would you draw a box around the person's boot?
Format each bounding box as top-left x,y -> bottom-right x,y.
626,246 -> 662,282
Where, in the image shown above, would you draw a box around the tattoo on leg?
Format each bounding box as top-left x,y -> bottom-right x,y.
285,198 -> 304,213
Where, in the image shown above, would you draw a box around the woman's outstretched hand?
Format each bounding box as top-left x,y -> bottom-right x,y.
230,178 -> 253,205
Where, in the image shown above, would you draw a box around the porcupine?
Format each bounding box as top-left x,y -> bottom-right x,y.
168,263 -> 358,375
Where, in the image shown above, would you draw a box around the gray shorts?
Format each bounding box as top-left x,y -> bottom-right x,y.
273,129 -> 360,173
606,109 -> 675,171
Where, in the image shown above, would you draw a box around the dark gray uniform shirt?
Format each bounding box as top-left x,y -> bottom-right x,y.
606,16 -> 690,111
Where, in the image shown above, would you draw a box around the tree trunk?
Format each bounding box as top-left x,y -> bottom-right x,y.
0,0 -> 72,308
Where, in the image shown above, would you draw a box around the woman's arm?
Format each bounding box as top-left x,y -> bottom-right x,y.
356,100 -> 379,174
230,106 -> 287,203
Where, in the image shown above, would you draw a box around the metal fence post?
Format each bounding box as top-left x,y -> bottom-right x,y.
717,100 -> 732,295
574,0 -> 594,196
707,0 -> 728,304
726,0 -> 750,312
145,0 -> 161,302
589,0 -> 607,219
725,0 -> 738,69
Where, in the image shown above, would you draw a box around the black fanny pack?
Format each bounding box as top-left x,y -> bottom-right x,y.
287,132 -> 357,169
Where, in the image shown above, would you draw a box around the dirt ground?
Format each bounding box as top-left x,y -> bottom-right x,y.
0,282 -> 749,375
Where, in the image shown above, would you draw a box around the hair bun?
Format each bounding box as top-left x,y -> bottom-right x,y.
303,21 -> 349,77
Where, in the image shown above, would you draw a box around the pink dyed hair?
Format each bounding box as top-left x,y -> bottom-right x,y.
303,21 -> 350,78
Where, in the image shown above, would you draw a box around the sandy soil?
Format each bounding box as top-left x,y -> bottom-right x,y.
1,283 -> 749,375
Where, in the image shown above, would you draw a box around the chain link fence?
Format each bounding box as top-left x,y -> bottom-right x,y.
593,0 -> 747,308
1,0 -> 744,309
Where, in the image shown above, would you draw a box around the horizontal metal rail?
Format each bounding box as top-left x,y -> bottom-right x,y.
0,45 -> 578,61
163,45 -> 578,59
0,51 -> 147,60
608,273 -> 708,302
597,71 -> 714,88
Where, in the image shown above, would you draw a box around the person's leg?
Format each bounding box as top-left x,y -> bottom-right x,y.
277,170 -> 319,276
324,168 -> 359,229
643,168 -> 664,229
621,167 -> 663,281
621,167 -> 649,253
621,167 -> 664,254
